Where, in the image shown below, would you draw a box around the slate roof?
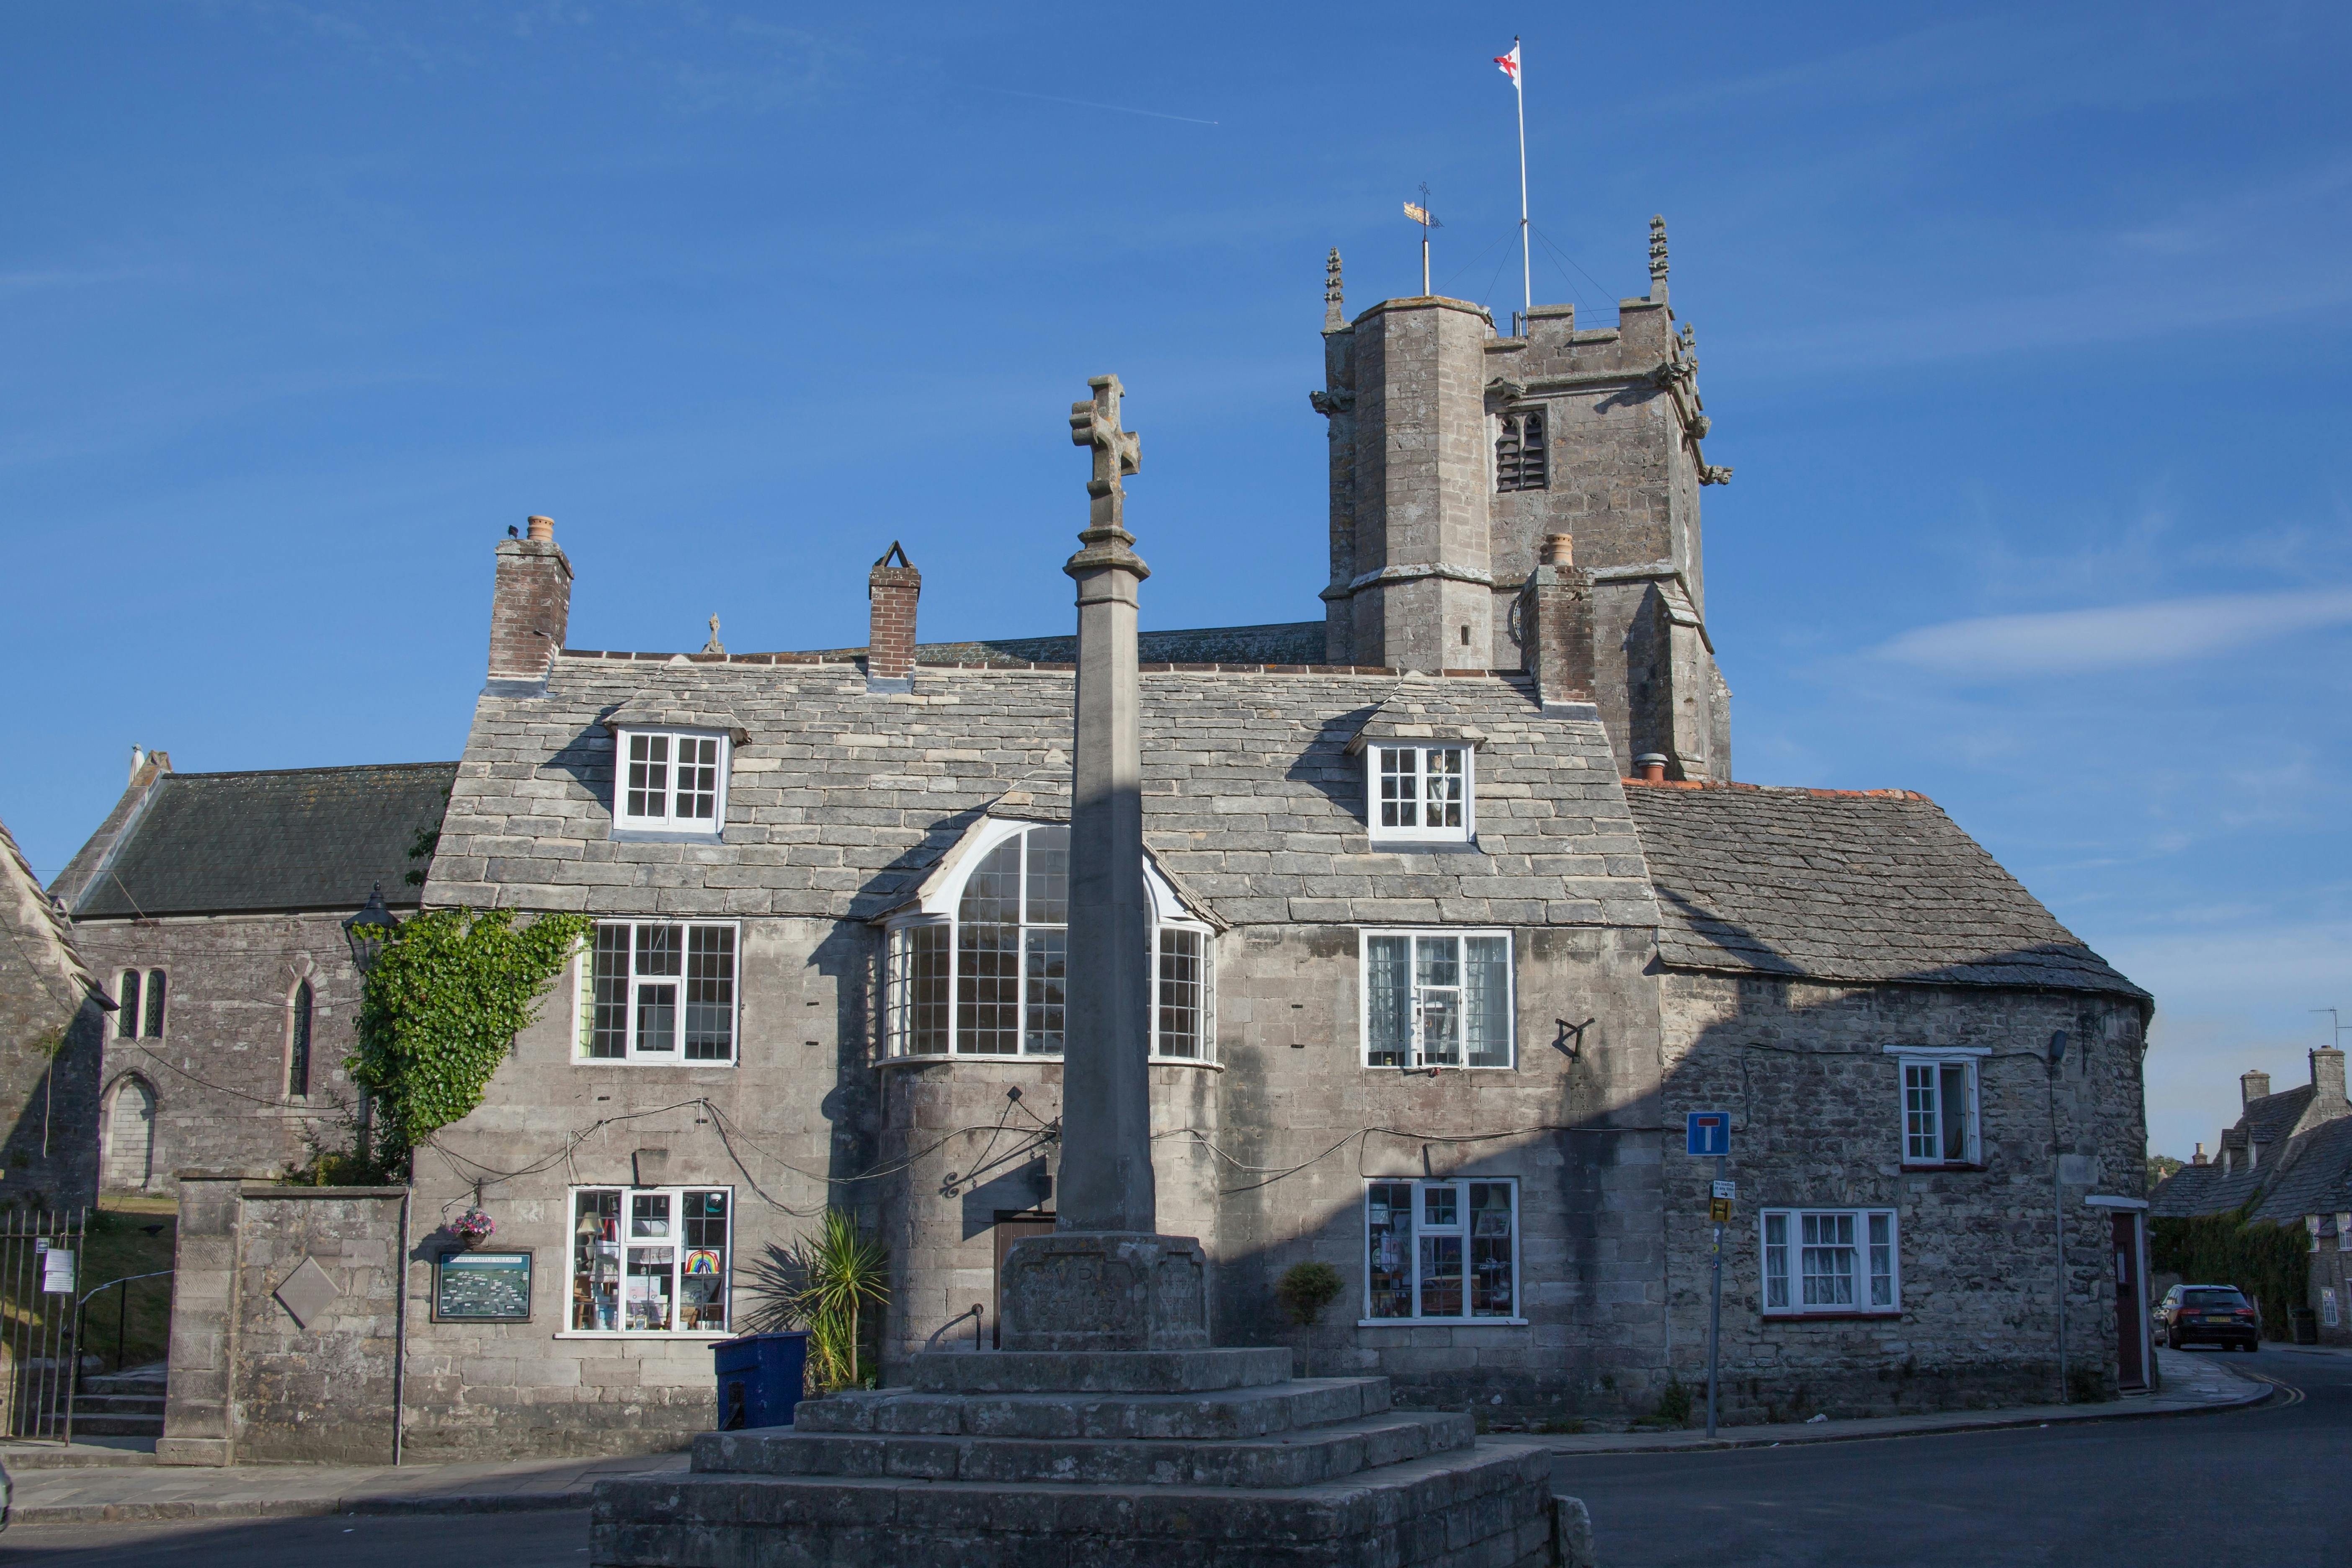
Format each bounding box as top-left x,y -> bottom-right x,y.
72,763 -> 460,918
2149,1078 -> 2349,1219
423,658 -> 1658,931
1622,781 -> 2147,1000
800,622 -> 1328,668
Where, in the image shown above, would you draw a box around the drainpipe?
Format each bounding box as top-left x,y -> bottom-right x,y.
392,1185 -> 410,1465
2048,1029 -> 2068,1404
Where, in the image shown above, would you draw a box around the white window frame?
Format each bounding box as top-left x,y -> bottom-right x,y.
1357,929 -> 1514,1070
878,818 -> 1215,1063
1761,1207 -> 1901,1318
1887,1047 -> 1985,1168
1366,745 -> 1474,843
575,920 -> 740,1065
612,726 -> 729,834
1361,1176 -> 1523,1325
564,1184 -> 733,1337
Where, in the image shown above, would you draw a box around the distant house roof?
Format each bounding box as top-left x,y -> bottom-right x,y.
70,763 -> 459,919
2150,1070 -> 2350,1220
800,622 -> 1329,668
1621,782 -> 2148,1001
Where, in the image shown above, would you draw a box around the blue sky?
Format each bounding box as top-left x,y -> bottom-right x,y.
4,3 -> 2346,1159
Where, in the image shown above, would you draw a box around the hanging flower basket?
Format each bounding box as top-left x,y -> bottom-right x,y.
449,1209 -> 496,1249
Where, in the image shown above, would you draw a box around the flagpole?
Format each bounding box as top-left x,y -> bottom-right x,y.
1514,36 -> 1530,328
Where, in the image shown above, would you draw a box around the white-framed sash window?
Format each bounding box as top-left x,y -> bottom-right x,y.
1367,745 -> 1473,843
1364,1178 -> 1519,1322
1761,1208 -> 1899,1317
578,921 -> 738,1063
614,727 -> 728,833
570,1185 -> 731,1333
1360,930 -> 1513,1068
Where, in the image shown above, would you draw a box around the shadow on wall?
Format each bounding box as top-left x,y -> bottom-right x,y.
2,995 -> 107,1210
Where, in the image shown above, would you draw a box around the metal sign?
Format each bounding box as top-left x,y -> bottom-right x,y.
1708,1198 -> 1733,1224
1686,1112 -> 1731,1158
1711,1179 -> 1737,1201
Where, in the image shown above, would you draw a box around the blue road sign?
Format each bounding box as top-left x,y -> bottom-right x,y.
1686,1111 -> 1731,1157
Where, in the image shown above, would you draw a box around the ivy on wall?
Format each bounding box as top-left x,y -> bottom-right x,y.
351,908 -> 589,1162
2149,1201 -> 2311,1337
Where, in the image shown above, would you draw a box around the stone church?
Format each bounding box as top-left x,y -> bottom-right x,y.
367,225 -> 2155,1460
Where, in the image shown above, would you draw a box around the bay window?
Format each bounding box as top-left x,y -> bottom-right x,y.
1761,1208 -> 1899,1316
1361,930 -> 1513,1068
1364,1178 -> 1519,1322
881,822 -> 1213,1061
570,1186 -> 732,1333
579,921 -> 737,1063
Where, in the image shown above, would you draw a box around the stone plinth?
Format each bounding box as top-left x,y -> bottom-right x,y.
998,1232 -> 1210,1353
591,1361 -> 1581,1567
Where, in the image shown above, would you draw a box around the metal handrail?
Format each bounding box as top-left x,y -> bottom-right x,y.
65,1270 -> 173,1447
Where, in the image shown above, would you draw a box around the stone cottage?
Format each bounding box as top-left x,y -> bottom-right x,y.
51,750 -> 457,1191
0,814 -> 111,1210
2151,1049 -> 2352,1343
374,228 -> 2155,1461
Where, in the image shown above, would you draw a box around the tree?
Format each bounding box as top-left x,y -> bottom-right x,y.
2147,1153 -> 2186,1193
792,1209 -> 890,1391
1276,1261 -> 1344,1377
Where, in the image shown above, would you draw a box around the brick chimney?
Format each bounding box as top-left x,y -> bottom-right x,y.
487,515 -> 572,685
867,542 -> 921,693
1517,533 -> 1594,712
2242,1069 -> 2273,1109
2312,1048 -> 2347,1114
2192,1142 -> 2207,1166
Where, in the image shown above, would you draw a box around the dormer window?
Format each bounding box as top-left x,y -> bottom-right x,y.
614,728 -> 728,834
1368,745 -> 1474,843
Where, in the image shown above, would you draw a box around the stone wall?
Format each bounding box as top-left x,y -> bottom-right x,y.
0,900 -> 103,1211
158,1174 -> 405,1466
71,913 -> 368,1194
1656,975 -> 2150,1420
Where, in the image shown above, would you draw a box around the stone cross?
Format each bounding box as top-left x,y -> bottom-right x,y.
702,614 -> 725,655
1059,373 -> 1155,1238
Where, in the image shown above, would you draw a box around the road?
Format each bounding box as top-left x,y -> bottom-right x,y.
0,1507 -> 590,1565
1554,1346 -> 2352,1566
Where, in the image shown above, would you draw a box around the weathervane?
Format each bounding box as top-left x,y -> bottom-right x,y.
1403,185 -> 1442,297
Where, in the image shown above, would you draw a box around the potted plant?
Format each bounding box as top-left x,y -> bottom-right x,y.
1276,1261 -> 1344,1377
449,1209 -> 496,1250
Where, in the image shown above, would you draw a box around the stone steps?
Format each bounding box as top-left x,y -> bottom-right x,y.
911,1346 -> 1293,1395
593,1439 -> 1561,1568
62,1393 -> 165,1416
697,1409 -> 1476,1490
792,1374 -> 1392,1441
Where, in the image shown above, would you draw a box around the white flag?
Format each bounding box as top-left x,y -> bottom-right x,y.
1495,40 -> 1521,86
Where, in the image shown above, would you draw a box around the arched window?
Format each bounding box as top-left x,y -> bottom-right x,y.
883,822 -> 1213,1061
142,970 -> 167,1038
288,981 -> 313,1098
116,971 -> 140,1039
104,1076 -> 157,1191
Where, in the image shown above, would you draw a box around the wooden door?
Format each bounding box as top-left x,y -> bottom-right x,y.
992,1214 -> 1055,1348
2112,1210 -> 2149,1392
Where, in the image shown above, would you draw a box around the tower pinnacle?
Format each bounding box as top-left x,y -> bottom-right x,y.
1324,248 -> 1345,331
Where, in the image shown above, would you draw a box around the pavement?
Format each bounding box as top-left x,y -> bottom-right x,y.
0,1348 -> 2267,1527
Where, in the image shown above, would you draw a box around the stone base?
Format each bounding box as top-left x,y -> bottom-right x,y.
154,1436 -> 231,1467
997,1232 -> 1210,1353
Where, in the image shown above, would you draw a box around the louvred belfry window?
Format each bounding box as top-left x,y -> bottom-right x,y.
1496,408 -> 1548,492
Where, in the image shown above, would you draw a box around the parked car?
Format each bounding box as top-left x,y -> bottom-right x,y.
2155,1284 -> 2261,1350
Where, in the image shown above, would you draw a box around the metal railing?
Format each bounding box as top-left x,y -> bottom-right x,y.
65,1270 -> 173,1446
0,1208 -> 88,1443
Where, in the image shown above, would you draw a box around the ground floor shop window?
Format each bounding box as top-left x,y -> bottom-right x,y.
571,1186 -> 731,1333
1761,1208 -> 1898,1316
1364,1178 -> 1517,1322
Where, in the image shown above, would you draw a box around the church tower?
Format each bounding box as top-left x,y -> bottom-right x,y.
1314,221 -> 1735,782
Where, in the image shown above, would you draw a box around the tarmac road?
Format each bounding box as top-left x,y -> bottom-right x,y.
0,1507 -> 592,1565
1553,1346 -> 2351,1567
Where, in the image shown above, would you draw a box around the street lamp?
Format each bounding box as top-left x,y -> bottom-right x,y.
342,882 -> 400,976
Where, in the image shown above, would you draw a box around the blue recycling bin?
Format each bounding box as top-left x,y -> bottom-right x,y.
712,1331 -> 810,1431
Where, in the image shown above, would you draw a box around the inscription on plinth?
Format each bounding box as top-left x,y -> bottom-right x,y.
998,1232 -> 1210,1352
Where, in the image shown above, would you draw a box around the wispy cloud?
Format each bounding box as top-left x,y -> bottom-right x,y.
1875,588 -> 2352,676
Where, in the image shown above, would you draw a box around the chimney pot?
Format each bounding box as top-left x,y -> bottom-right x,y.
867,542 -> 921,691
1635,753 -> 1670,783
2242,1069 -> 2273,1109
1539,533 -> 1574,567
526,514 -> 555,543
2193,1142 -> 2207,1166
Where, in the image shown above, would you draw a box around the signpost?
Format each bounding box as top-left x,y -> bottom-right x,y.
1687,1113 -> 1733,1437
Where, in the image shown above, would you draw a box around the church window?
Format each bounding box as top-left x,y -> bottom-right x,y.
577,921 -> 738,1063
1359,930 -> 1512,1069
881,821 -> 1213,1062
142,970 -> 167,1037
614,728 -> 728,834
1888,1048 -> 1983,1167
1364,1178 -> 1519,1322
1761,1209 -> 1900,1316
288,981 -> 313,1097
1367,746 -> 1473,843
1495,408 -> 1548,492
569,1185 -> 731,1334
116,971 -> 140,1038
